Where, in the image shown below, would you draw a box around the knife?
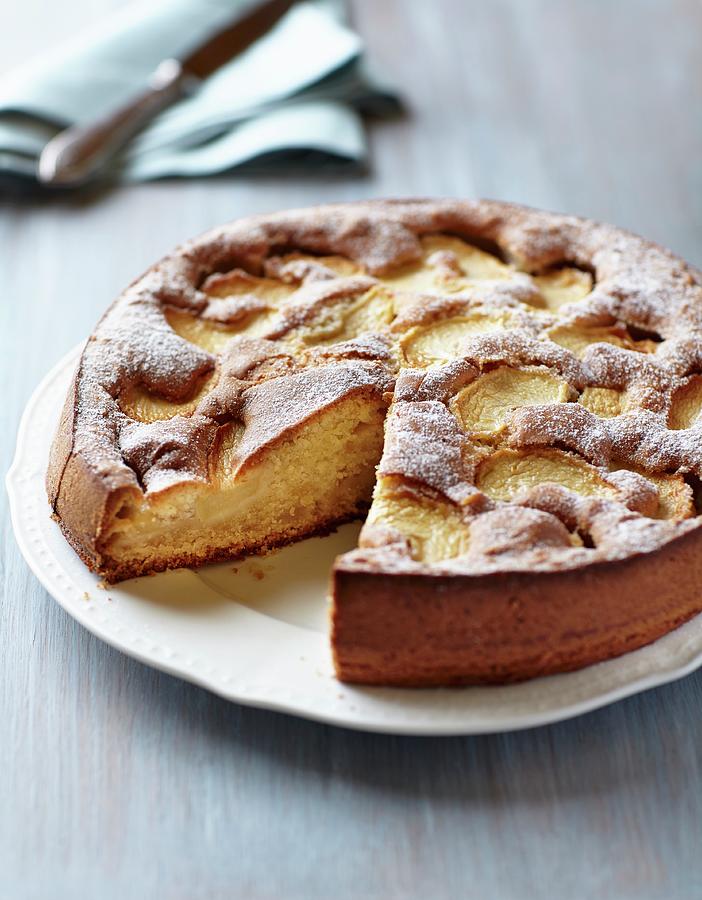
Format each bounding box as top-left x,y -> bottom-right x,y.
37,0 -> 297,187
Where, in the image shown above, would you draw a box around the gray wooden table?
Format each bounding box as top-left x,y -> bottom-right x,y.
2,1 -> 702,898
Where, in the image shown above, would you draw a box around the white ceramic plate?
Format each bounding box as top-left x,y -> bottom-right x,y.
8,345 -> 702,735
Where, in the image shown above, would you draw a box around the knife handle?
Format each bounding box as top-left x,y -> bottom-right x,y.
37,59 -> 191,188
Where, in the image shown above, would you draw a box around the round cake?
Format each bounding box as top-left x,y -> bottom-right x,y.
47,199 -> 702,685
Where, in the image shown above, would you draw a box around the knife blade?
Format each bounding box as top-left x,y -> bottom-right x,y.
37,0 -> 297,188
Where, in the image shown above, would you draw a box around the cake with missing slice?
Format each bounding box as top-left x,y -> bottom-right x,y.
47,199 -> 702,685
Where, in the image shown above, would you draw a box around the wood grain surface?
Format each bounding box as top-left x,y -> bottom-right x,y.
2,1 -> 702,898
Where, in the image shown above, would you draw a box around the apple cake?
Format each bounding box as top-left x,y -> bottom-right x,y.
47,199 -> 702,685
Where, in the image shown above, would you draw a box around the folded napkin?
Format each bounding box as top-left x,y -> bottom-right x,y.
0,0 -> 400,186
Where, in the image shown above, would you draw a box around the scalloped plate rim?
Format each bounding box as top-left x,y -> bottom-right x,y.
7,343 -> 702,736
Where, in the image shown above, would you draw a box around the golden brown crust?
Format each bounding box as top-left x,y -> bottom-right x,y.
46,198 -> 702,685
332,526 -> 702,685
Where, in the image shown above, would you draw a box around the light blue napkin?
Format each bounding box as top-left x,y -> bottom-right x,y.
0,0 -> 400,185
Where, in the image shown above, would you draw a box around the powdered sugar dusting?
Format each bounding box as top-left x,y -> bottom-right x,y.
49,199 -> 702,580
379,400 -> 477,504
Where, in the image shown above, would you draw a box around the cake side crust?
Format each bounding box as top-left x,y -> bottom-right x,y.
331,525 -> 702,685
